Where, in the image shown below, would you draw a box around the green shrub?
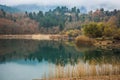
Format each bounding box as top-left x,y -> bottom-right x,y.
83,22 -> 118,38
83,22 -> 103,38
65,29 -> 81,37
113,29 -> 120,40
103,26 -> 116,37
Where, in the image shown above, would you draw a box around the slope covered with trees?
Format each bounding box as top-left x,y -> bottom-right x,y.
0,9 -> 39,34
27,6 -> 80,33
0,5 -> 120,35
27,7 -> 120,34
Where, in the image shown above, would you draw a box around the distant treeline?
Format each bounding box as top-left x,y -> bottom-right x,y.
0,6 -> 120,34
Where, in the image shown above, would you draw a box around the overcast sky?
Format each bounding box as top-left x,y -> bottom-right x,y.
0,0 -> 120,10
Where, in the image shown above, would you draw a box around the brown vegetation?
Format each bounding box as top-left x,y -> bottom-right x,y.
75,36 -> 94,46
41,61 -> 120,80
0,9 -> 39,34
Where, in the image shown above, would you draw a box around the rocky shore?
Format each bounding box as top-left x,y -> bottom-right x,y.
94,39 -> 120,49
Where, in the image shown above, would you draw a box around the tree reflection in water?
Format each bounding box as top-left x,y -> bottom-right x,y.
0,39 -> 119,66
0,39 -> 120,79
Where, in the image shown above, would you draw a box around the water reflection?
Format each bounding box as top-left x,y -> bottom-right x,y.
0,39 -> 120,65
0,39 -> 120,80
82,48 -> 120,64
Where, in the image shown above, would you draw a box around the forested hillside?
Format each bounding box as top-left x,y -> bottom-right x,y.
28,7 -> 120,35
0,9 -> 39,34
0,5 -> 120,34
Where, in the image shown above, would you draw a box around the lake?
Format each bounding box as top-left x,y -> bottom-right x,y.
0,39 -> 119,80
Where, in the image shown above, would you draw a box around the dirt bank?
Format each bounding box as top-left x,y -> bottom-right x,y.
0,34 -> 69,40
0,34 -> 51,40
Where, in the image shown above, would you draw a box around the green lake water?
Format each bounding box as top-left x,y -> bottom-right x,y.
0,39 -> 119,80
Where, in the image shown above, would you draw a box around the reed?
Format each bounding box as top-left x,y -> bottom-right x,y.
42,61 -> 120,80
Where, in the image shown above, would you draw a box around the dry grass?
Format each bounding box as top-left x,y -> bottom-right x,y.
41,62 -> 120,80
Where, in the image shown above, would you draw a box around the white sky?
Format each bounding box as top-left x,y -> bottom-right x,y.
0,0 -> 120,10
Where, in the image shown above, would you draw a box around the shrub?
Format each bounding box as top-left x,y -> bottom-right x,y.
113,29 -> 120,40
75,36 -> 94,46
83,22 -> 103,38
65,29 -> 81,37
103,26 -> 116,37
83,22 -> 118,38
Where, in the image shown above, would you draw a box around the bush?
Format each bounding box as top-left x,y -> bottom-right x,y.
83,22 -> 103,38
113,29 -> 120,40
75,36 -> 94,46
65,29 -> 81,37
83,22 -> 118,38
103,26 -> 116,37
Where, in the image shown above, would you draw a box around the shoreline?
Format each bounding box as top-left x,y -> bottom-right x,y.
0,34 -> 120,49
0,34 -> 69,40
0,34 -> 51,40
94,39 -> 120,49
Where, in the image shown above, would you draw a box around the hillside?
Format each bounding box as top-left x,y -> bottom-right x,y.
0,5 -> 120,35
0,9 -> 39,34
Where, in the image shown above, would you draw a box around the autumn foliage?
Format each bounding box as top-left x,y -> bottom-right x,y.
0,9 -> 39,34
